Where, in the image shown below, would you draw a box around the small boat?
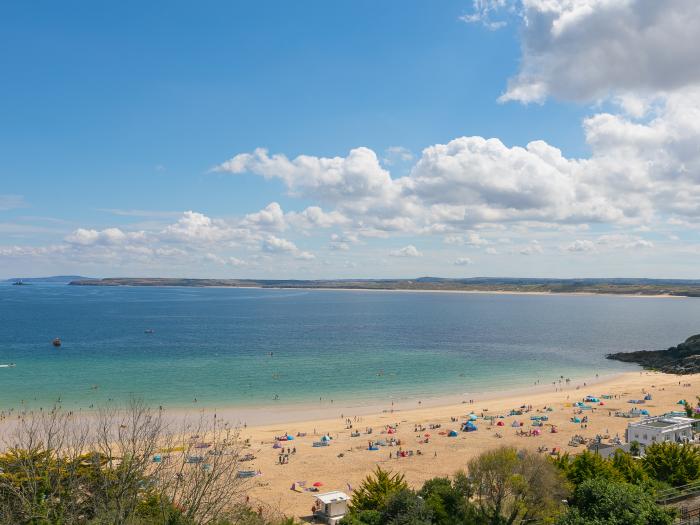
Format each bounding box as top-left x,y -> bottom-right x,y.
0,363 -> 16,368
52,338 -> 61,347
12,281 -> 29,286
144,329 -> 155,334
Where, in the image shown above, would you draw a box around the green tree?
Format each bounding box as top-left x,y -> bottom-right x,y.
557,477 -> 675,525
642,442 -> 700,487
418,476 -> 477,525
563,450 -> 621,487
381,489 -> 433,525
610,449 -> 649,485
468,446 -> 568,524
347,467 -> 409,514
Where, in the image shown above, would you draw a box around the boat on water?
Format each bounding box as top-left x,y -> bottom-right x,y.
144,329 -> 155,334
52,338 -> 61,347
0,363 -> 16,368
12,281 -> 29,286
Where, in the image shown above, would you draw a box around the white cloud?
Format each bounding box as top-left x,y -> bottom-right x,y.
519,241 -> 543,255
565,239 -> 596,253
454,257 -> 474,266
460,0 -> 511,30
389,245 -> 422,257
162,211 -> 239,243
261,235 -> 298,253
500,0 -> 700,103
243,202 -> 286,231
65,227 -> 147,246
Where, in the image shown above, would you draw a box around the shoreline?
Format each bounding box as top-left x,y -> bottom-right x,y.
162,370 -> 627,427
64,282 -> 688,299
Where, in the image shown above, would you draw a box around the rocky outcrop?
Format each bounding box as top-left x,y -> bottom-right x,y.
607,334 -> 700,374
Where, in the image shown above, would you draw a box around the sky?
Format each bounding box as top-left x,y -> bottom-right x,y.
2,0 -> 700,279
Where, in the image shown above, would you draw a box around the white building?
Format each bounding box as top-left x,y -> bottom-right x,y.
626,415 -> 694,446
313,491 -> 349,525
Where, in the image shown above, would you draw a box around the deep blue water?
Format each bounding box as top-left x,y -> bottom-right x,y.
0,284 -> 697,410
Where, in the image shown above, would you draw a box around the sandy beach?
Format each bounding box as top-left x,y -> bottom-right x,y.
215,371 -> 699,519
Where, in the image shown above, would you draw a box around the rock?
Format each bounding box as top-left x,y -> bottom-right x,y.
607,334 -> 700,374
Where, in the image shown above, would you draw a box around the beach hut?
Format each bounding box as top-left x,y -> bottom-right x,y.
448,429 -> 458,437
313,491 -> 349,525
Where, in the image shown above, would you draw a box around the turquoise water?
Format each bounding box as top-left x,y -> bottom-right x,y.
0,284 -> 697,411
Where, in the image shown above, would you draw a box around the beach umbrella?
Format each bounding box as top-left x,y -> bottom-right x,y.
678,399 -> 687,405
469,414 -> 478,420
321,435 -> 331,441
497,421 -> 505,426
533,429 -> 541,435
448,430 -> 458,437
424,433 -> 430,437
286,435 -> 294,440
511,421 -> 519,428
313,482 -> 323,487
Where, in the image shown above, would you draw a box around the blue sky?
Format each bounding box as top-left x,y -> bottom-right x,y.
2,1 -> 700,279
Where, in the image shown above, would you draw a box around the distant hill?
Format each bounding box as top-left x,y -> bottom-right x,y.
69,276 -> 700,297
6,275 -> 91,283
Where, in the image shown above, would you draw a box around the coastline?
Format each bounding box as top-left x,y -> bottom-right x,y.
65,282 -> 687,299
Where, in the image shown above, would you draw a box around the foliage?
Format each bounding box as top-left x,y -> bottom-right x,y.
642,441 -> 700,487
0,401 -> 290,525
555,450 -> 622,487
610,449 -> 649,485
381,489 -> 433,525
347,467 -> 408,514
467,446 -> 568,524
418,475 -> 477,525
556,478 -> 675,525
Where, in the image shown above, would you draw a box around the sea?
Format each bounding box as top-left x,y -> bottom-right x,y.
0,283 -> 698,411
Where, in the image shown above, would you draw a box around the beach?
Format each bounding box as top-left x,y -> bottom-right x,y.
215,371 -> 699,519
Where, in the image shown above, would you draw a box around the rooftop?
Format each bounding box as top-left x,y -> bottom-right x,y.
316,491 -> 349,504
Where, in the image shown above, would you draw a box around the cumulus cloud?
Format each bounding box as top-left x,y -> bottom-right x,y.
454,257 -> 474,266
565,239 -> 596,253
65,227 -> 147,246
261,235 -> 298,253
242,202 -> 287,231
444,231 -> 490,246
501,0 -> 700,103
519,241 -> 543,255
389,245 -> 422,257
